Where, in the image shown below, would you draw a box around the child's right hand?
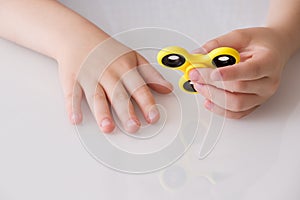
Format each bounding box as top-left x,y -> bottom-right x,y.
189,27 -> 291,119
58,38 -> 173,133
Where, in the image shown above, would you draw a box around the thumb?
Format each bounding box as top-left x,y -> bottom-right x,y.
201,30 -> 247,53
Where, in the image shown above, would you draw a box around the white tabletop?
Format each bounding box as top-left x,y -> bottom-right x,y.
1,1 -> 300,199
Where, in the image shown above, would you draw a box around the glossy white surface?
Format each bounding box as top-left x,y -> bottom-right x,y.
1,0 -> 300,199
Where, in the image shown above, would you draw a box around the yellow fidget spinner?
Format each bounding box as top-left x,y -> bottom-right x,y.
157,46 -> 240,93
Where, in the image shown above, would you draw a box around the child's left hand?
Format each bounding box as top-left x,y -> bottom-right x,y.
58,38 -> 173,133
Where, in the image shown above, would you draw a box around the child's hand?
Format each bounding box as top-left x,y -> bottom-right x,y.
59,39 -> 173,133
0,0 -> 173,134
189,27 -> 291,119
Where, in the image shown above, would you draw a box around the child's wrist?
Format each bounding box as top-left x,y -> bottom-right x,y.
56,26 -> 110,69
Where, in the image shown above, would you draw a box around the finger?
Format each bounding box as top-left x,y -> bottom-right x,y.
189,67 -> 214,84
59,71 -> 83,124
189,68 -> 275,96
221,77 -> 277,96
80,80 -> 115,133
203,99 -> 258,119
100,75 -> 141,133
210,53 -> 273,81
191,47 -> 207,54
137,54 -> 173,94
92,84 -> 115,133
201,30 -> 249,53
121,68 -> 160,124
193,83 -> 264,112
132,85 -> 160,124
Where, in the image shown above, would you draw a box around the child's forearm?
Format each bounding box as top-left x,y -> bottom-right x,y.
266,0 -> 300,56
0,0 -> 108,64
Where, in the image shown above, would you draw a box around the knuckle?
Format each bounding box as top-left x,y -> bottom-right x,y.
232,81 -> 247,93
93,91 -> 106,101
113,90 -> 130,102
133,86 -> 151,98
115,53 -> 136,69
231,29 -> 247,40
134,87 -> 155,107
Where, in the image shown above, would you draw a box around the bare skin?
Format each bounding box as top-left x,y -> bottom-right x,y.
189,0 -> 300,119
1,0 -> 299,130
0,0 -> 173,133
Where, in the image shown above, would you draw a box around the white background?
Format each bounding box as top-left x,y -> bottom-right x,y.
1,0 -> 300,199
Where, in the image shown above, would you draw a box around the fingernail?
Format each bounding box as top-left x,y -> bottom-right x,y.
71,113 -> 80,124
189,70 -> 200,81
148,107 -> 160,123
211,70 -> 222,81
193,83 -> 204,92
100,118 -> 112,128
126,119 -> 140,132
